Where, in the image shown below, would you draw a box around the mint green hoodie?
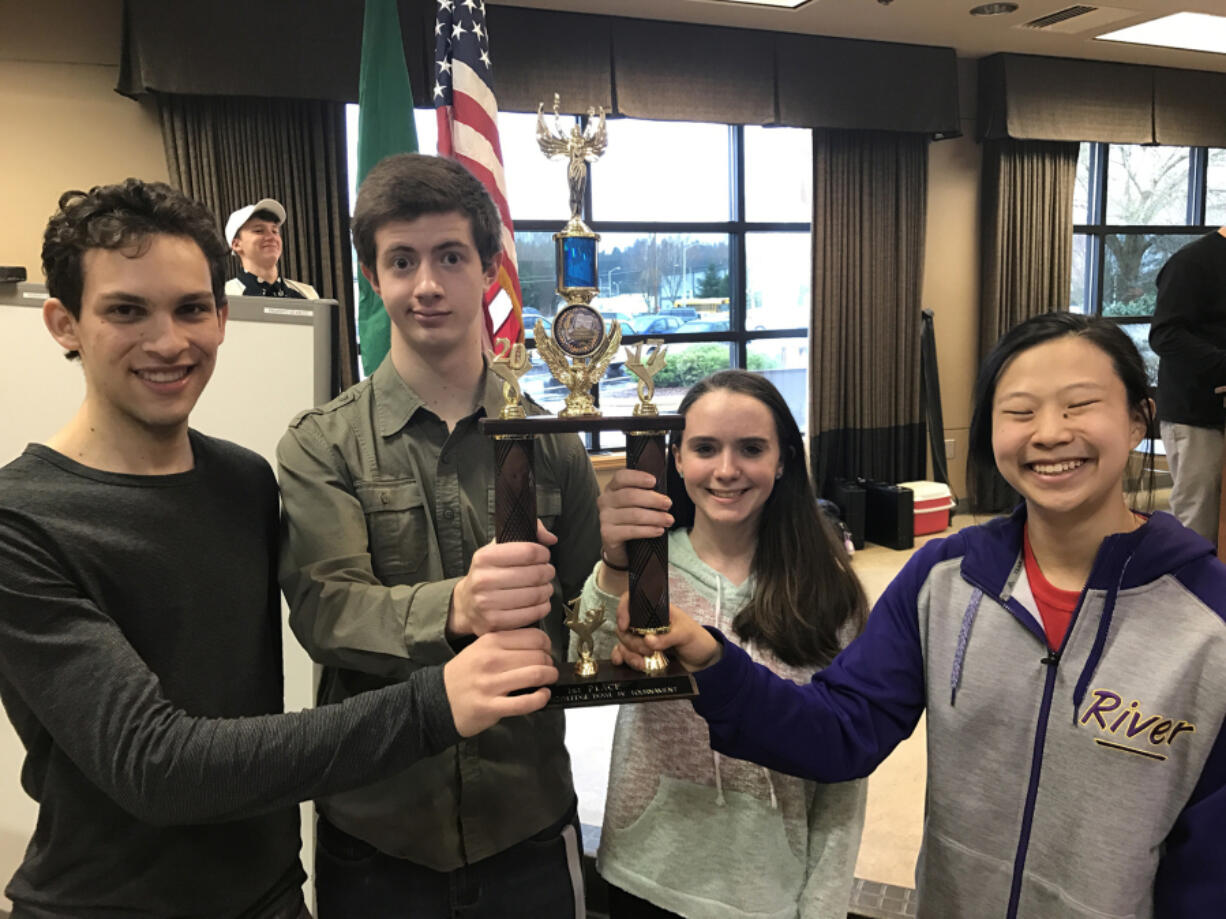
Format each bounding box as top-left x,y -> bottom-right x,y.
577,529 -> 866,919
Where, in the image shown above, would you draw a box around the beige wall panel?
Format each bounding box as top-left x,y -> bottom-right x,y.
920,60 -> 980,499
0,61 -> 166,284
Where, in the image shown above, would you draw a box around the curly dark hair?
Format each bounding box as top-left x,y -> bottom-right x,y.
352,154 -> 502,277
42,179 -> 229,359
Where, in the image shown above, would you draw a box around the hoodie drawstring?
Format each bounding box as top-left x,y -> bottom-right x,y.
761,768 -> 778,809
950,588 -> 984,707
704,573 -> 777,810
712,577 -> 726,805
1072,549 -> 1134,723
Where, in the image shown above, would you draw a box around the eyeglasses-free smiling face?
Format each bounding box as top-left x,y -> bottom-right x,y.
991,335 -> 1147,525
231,218 -> 282,271
673,389 -> 784,534
362,212 -> 497,360
45,234 -> 227,438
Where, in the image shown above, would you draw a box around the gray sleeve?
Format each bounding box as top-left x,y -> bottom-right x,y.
0,514 -> 460,828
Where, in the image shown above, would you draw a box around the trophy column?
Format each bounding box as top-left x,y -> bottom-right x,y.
475,93 -> 697,707
625,432 -> 670,671
492,435 -> 536,543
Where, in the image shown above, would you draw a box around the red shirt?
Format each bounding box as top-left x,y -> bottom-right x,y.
1022,526 -> 1082,651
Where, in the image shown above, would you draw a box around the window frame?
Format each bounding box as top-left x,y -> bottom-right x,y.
517,121 -> 812,451
1074,141 -> 1217,324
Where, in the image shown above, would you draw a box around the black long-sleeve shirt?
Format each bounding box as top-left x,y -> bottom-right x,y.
0,432 -> 459,918
1149,230 -> 1226,428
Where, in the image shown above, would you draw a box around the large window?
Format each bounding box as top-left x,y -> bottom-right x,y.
1072,142 -> 1223,384
345,108 -> 813,448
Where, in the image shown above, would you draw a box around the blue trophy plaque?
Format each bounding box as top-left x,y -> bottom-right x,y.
561,236 -> 597,289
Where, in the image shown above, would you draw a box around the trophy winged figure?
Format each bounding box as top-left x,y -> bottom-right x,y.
565,598 -> 606,678
488,337 -> 531,419
535,319 -> 622,417
537,93 -> 607,224
624,339 -> 668,416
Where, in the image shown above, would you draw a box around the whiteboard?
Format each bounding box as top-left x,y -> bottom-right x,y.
0,283 -> 334,911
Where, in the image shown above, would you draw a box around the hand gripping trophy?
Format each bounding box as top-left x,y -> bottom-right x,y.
479,95 -> 694,706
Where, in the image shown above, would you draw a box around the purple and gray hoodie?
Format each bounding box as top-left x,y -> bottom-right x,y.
693,509 -> 1226,918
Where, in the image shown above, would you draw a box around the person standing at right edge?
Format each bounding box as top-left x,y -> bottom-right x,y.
1149,226 -> 1226,542
277,154 -> 602,919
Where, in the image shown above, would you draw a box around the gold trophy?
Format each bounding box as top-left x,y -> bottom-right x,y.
565,598 -> 605,679
478,95 -> 695,706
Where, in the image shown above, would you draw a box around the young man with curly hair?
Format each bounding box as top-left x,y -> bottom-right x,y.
0,178 -> 557,918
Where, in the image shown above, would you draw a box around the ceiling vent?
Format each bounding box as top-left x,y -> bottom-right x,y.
1016,5 -> 1142,34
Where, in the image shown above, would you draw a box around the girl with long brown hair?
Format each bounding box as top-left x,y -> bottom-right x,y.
581,369 -> 869,918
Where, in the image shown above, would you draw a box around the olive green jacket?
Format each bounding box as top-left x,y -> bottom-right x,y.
277,356 -> 601,869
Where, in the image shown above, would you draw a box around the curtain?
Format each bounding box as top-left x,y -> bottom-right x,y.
157,94 -> 358,393
977,53 -> 1226,148
809,130 -> 929,497
120,1 -> 960,134
974,138 -> 1079,511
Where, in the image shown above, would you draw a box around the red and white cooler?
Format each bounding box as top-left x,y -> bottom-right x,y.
898,480 -> 955,536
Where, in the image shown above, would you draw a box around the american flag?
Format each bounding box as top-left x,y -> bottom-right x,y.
434,0 -> 523,345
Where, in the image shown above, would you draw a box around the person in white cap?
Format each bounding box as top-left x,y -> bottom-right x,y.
224,198 -> 320,299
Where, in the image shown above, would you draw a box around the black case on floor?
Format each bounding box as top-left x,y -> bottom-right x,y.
828,479 -> 866,550
862,480 -> 915,551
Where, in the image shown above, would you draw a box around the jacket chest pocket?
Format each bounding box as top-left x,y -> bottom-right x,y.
485,485 -> 563,542
356,479 -> 429,581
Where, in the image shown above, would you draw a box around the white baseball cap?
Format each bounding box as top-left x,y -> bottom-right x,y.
224,198 -> 287,244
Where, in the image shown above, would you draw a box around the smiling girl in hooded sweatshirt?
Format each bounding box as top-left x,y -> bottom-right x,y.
616,313 -> 1226,919
583,370 -> 869,919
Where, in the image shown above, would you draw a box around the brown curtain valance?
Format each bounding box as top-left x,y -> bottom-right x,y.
978,53 -> 1152,144
119,0 -> 960,133
611,20 -> 777,125
1153,68 -> 1226,147
778,34 -> 960,135
979,52 -> 1226,147
487,7 -> 615,115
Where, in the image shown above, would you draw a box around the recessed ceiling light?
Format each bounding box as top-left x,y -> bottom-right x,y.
1097,12 -> 1226,55
707,0 -> 812,7
970,2 -> 1019,14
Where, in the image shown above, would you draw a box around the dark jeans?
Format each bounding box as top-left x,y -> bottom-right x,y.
315,803 -> 584,919
606,884 -> 682,919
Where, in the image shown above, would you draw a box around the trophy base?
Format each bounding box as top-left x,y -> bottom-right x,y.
547,658 -> 697,709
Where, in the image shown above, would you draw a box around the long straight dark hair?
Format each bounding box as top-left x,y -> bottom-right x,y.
668,371 -> 868,668
966,312 -> 1157,513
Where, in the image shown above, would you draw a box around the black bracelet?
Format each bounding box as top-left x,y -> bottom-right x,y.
601,550 -> 630,572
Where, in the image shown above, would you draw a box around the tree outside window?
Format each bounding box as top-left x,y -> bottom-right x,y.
1072,142 -> 1223,385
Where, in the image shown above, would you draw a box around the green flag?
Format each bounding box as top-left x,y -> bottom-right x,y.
356,0 -> 418,376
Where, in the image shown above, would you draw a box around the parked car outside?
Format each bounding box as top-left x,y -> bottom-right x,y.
602,310 -> 637,329
629,315 -> 686,335
660,306 -> 699,322
676,317 -> 730,333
